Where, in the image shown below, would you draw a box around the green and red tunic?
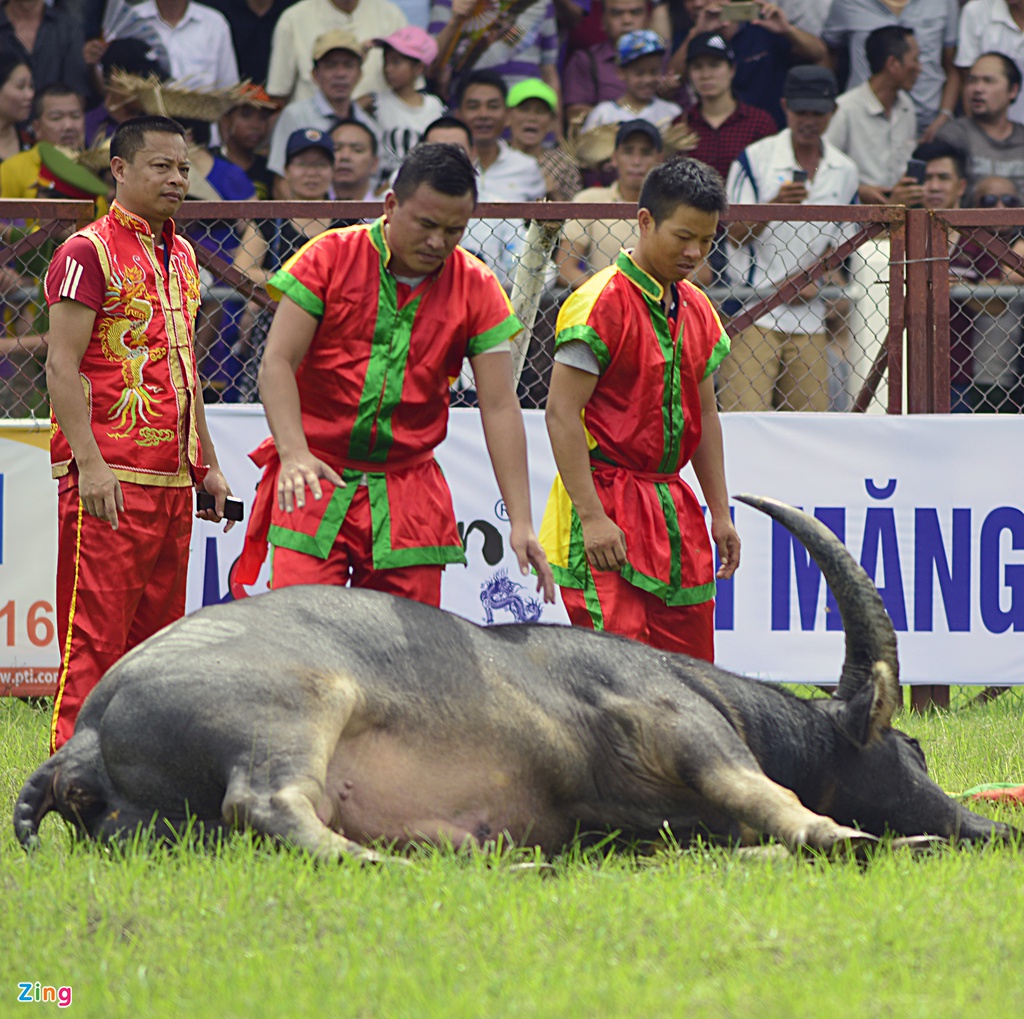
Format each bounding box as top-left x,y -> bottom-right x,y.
539,250 -> 730,606
235,217 -> 522,585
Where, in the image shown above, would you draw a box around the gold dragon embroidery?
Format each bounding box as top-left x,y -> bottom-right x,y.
100,262 -> 167,439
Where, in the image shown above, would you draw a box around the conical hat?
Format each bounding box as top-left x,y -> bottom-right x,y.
38,142 -> 109,198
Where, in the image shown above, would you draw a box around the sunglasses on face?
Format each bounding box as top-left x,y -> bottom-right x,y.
977,193 -> 1022,208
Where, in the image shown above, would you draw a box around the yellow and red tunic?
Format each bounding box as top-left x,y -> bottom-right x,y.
540,250 -> 730,606
44,201 -> 205,486
235,217 -> 522,584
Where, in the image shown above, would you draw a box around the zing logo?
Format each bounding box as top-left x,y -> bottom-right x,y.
16,982 -> 72,1007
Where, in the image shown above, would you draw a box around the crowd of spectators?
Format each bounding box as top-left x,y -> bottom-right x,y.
2,0 -> 1024,414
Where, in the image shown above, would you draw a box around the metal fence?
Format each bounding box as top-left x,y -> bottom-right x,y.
5,200 -> 1024,420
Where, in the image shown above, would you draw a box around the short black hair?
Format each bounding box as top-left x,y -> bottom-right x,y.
0,52 -> 29,91
452,69 -> 508,108
31,84 -> 81,124
422,115 -> 472,147
638,157 -> 727,225
866,25 -> 915,77
976,50 -> 1023,92
393,142 -> 477,204
110,116 -> 188,164
911,139 -> 968,180
329,117 -> 378,156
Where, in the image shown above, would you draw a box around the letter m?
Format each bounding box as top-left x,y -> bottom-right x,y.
772,508 -> 845,631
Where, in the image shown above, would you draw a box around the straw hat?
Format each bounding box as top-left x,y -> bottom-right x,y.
561,118 -> 699,169
77,135 -> 112,174
109,70 -> 246,122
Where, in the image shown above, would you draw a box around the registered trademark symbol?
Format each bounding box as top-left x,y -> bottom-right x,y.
494,499 -> 509,521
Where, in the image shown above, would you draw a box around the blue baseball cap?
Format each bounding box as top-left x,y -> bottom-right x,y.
617,30 -> 666,67
285,128 -> 335,164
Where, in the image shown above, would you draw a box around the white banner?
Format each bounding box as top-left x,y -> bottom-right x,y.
2,412 -> 1022,689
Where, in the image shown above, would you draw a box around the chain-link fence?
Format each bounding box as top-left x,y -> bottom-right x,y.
0,199 -> 95,418
5,201 -> 1024,419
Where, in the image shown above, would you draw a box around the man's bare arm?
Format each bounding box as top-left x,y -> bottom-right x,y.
545,360 -> 627,571
257,296 -> 343,511
45,298 -> 124,528
472,348 -> 555,601
690,373 -> 740,579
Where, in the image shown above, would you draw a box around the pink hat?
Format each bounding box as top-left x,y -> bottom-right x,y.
374,26 -> 438,66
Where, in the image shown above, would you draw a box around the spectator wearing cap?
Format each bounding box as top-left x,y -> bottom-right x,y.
84,38 -> 170,145
214,85 -> 279,199
429,0 -> 561,103
562,0 -> 653,129
0,0 -> 88,97
205,0 -> 299,87
507,78 -> 582,201
682,31 -> 776,181
266,0 -> 406,105
134,0 -> 241,89
358,26 -> 444,180
670,1 -> 827,129
721,66 -> 859,413
233,126 -> 351,401
555,118 -> 664,292
267,29 -> 380,184
821,0 -> 959,140
582,30 -> 681,130
329,118 -> 379,199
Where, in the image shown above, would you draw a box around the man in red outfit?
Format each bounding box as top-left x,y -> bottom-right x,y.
44,115 -> 234,752
540,157 -> 740,661
234,142 -> 554,608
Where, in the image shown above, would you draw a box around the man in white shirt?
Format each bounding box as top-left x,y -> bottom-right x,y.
135,0 -> 240,89
266,0 -> 406,103
825,25 -> 925,413
267,30 -> 380,181
454,69 -> 546,289
722,66 -> 860,412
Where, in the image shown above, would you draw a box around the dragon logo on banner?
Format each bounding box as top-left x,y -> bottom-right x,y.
480,568 -> 543,624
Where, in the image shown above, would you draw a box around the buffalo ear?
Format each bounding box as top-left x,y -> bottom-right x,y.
830,661 -> 900,748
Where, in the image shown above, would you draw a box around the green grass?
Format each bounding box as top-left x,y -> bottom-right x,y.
2,694 -> 1023,1018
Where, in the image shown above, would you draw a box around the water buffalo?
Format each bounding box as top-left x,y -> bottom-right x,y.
14,495 -> 1018,858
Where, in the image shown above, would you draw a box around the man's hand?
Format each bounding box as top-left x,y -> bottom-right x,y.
196,465 -> 236,532
581,512 -> 628,572
888,175 -> 925,208
772,180 -> 809,204
77,458 -> 124,529
277,452 -> 344,512
510,521 -> 556,603
754,2 -> 790,35
712,515 -> 741,579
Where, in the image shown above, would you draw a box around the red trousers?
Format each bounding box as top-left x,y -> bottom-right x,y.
51,479 -> 192,753
270,485 -> 443,607
561,568 -> 715,662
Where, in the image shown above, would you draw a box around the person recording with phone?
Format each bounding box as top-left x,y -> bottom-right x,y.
44,115 -> 236,753
823,26 -> 925,409
669,0 -> 827,128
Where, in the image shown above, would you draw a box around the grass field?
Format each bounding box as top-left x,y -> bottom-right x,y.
1,693 -> 1023,1018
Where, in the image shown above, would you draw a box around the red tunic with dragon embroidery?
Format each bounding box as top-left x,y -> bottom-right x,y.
44,201 -> 205,486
